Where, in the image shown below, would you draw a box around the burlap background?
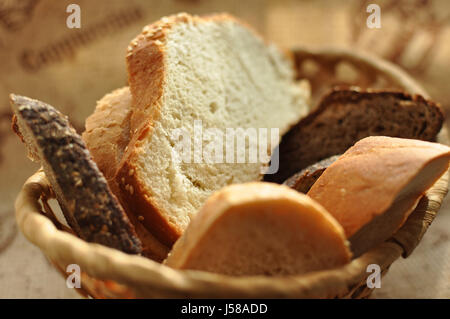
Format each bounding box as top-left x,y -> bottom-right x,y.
0,0 -> 448,298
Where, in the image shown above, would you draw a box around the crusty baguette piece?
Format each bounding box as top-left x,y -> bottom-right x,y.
307,136 -> 450,257
164,182 -> 351,276
82,87 -> 169,261
265,89 -> 444,183
284,155 -> 340,193
10,94 -> 142,254
117,13 -> 309,246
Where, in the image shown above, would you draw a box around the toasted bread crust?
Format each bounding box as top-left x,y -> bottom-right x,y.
307,136 -> 450,238
165,182 -> 351,276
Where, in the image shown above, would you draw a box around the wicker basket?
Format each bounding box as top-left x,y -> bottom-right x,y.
14,47 -> 450,299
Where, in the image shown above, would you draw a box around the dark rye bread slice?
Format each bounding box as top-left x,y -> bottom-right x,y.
283,155 -> 340,193
265,89 -> 444,183
10,94 -> 142,254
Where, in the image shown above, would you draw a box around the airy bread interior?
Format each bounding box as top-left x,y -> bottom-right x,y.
123,15 -> 309,243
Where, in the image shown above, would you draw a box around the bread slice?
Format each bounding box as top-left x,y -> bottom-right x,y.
265,89 -> 444,183
82,87 -> 169,262
307,136 -> 450,257
82,87 -> 169,261
164,182 -> 351,276
82,87 -> 132,184
284,155 -> 340,193
10,94 -> 142,254
117,13 -> 310,246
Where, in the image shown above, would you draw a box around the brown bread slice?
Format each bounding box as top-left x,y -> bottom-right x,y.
82,87 -> 169,261
265,89 -> 444,183
283,155 -> 340,193
165,182 -> 351,276
10,94 -> 142,254
307,136 -> 450,257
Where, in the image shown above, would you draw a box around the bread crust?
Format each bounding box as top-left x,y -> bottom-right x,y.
126,13 -> 248,134
301,89 -> 444,131
82,87 -> 132,183
116,142 -> 182,246
165,182 -> 352,275
10,94 -> 142,254
82,88 -> 169,260
116,14 -> 194,246
284,155 -> 340,193
307,136 -> 450,239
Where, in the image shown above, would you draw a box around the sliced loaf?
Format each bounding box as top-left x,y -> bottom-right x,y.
164,182 -> 351,276
116,13 -> 310,245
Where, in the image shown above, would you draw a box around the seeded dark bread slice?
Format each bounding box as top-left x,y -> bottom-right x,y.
284,155 -> 340,193
10,94 -> 142,254
265,89 -> 444,183
82,87 -> 169,261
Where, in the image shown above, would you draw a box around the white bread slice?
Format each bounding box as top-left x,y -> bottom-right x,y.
307,136 -> 450,257
116,13 -> 310,246
82,87 -> 169,261
164,182 -> 351,276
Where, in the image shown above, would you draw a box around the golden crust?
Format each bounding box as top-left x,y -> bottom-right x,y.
307,136 -> 450,238
165,182 -> 352,276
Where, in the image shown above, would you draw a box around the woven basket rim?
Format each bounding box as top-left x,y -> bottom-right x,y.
13,46 -> 450,298
291,46 -> 430,98
15,169 -> 449,298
